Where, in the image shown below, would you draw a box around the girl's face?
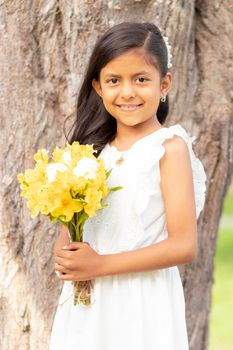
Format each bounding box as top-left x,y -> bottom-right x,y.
92,49 -> 172,130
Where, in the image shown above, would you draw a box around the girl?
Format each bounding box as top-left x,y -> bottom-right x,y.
50,22 -> 206,350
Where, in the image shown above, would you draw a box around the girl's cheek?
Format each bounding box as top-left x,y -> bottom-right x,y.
103,92 -> 119,102
104,86 -> 119,94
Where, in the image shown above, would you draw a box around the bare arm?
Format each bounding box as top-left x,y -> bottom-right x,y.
98,136 -> 197,277
55,136 -> 198,282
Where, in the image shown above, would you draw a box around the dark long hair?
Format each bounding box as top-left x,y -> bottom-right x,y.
67,22 -> 170,157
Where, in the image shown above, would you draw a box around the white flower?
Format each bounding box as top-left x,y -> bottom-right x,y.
46,163 -> 67,182
62,151 -> 72,165
73,157 -> 99,179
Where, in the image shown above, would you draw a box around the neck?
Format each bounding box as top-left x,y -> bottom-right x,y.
115,123 -> 162,146
115,121 -> 162,143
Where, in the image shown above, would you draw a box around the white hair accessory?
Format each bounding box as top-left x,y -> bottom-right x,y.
162,35 -> 173,69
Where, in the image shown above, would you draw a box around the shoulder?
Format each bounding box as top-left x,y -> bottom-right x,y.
160,134 -> 191,166
159,134 -> 194,202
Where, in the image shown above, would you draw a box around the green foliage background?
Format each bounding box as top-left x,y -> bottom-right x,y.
209,189 -> 233,350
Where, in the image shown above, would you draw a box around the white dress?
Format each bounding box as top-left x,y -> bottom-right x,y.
49,124 -> 207,350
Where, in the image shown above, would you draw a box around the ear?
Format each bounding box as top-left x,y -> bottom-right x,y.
160,72 -> 172,97
92,79 -> 102,98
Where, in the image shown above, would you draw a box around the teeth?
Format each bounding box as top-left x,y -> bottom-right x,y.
117,104 -> 142,111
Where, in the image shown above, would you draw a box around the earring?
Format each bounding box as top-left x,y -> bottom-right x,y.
161,95 -> 166,103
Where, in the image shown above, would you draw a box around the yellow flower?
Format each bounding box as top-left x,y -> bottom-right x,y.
17,141 -> 124,308
83,187 -> 103,217
17,141 -> 119,225
34,149 -> 49,164
49,187 -> 83,222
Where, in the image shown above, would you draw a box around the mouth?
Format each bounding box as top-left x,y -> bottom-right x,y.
115,104 -> 143,112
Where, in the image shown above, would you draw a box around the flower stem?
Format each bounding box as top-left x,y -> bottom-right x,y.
67,212 -> 93,306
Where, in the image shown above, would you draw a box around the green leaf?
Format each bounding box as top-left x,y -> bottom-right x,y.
73,198 -> 87,204
49,215 -> 58,224
57,215 -> 68,225
105,168 -> 112,179
83,183 -> 88,192
109,186 -> 124,192
101,203 -> 109,208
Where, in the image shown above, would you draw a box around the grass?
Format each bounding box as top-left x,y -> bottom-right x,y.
208,189 -> 233,350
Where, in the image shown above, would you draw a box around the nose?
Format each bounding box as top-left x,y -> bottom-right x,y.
120,82 -> 136,99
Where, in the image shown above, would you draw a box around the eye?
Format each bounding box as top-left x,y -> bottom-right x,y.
106,78 -> 119,84
136,77 -> 149,83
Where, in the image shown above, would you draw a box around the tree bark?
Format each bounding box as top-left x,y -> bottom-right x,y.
179,2 -> 233,349
0,1 -> 232,349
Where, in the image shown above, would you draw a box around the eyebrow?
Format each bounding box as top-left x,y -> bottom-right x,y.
103,71 -> 151,78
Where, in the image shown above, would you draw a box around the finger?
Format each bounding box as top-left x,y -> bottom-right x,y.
54,257 -> 74,271
54,256 -> 66,264
55,263 -> 69,274
59,273 -> 75,281
55,249 -> 73,258
62,242 -> 90,251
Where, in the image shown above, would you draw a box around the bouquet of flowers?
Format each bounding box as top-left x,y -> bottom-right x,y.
17,141 -> 122,306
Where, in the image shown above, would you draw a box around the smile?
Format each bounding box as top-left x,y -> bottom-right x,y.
115,104 -> 143,111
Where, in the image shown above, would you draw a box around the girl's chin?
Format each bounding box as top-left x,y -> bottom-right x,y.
113,119 -> 145,127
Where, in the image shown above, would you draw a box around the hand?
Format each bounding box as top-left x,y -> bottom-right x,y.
54,242 -> 104,282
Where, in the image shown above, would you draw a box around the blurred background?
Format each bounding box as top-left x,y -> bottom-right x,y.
209,180 -> 233,350
0,1 -> 232,349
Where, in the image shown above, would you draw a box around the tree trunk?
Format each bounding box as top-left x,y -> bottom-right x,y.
0,1 -> 232,349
